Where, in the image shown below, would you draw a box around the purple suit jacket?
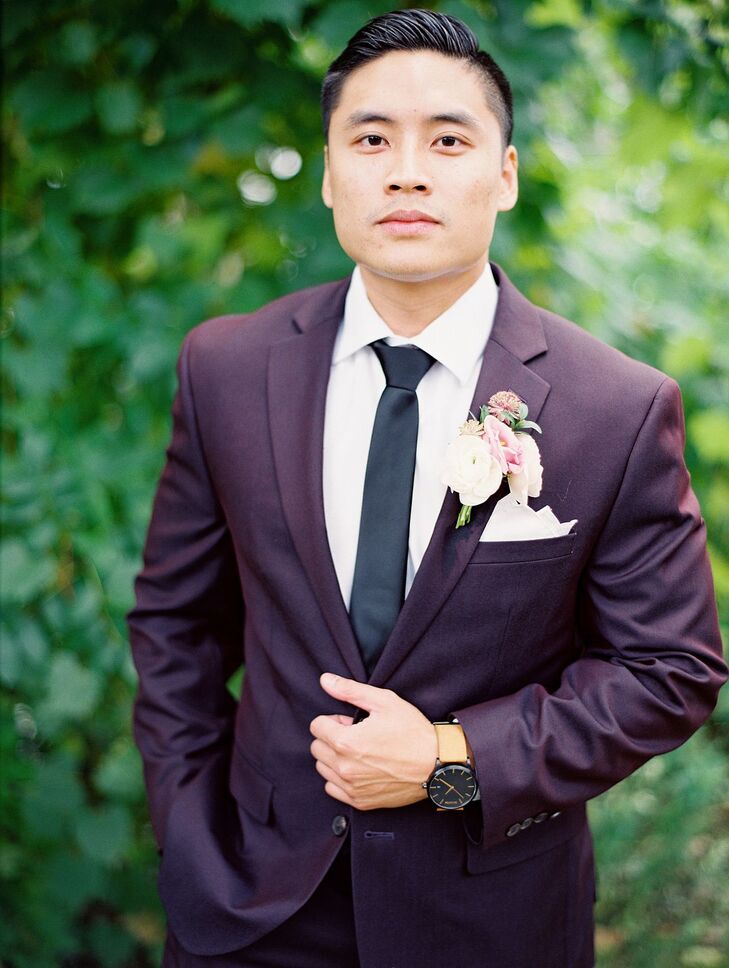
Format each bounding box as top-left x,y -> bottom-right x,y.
127,264 -> 727,966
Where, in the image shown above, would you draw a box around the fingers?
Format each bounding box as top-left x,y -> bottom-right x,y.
323,780 -> 353,806
309,736 -> 339,770
314,758 -> 353,798
319,672 -> 394,713
309,713 -> 348,749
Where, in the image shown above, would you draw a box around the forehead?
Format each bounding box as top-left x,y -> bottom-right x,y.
331,49 -> 496,128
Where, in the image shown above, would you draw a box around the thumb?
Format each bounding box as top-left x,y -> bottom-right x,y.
319,673 -> 390,713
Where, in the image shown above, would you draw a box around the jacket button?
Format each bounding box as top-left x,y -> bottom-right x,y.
331,814 -> 348,836
506,823 -> 521,837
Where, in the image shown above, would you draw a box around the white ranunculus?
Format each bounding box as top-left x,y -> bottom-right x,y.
509,432 -> 543,504
441,434 -> 502,507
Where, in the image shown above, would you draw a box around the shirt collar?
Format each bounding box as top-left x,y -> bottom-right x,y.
332,263 -> 498,386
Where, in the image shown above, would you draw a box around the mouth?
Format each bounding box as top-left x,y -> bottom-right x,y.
377,209 -> 441,236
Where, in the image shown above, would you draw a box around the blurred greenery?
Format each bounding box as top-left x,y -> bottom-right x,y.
2,0 -> 728,965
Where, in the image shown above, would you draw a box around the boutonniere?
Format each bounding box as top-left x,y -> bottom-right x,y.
441,390 -> 544,528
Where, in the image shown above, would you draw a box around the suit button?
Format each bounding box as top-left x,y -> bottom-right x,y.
520,817 -> 533,830
331,815 -> 348,836
506,823 -> 521,837
534,812 -> 549,823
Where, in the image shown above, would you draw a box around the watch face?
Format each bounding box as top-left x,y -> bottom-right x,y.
428,764 -> 477,809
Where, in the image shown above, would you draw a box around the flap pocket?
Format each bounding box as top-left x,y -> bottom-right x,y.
229,745 -> 275,825
466,803 -> 585,875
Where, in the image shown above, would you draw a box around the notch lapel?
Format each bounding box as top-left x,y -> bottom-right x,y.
368,265 -> 551,685
268,277 -> 367,680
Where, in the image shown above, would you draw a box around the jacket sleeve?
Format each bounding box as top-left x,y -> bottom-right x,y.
126,331 -> 244,852
452,376 -> 728,851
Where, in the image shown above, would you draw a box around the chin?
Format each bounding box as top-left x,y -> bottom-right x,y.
362,261 -> 469,284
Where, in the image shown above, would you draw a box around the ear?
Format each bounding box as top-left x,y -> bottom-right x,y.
496,144 -> 519,213
321,144 -> 333,209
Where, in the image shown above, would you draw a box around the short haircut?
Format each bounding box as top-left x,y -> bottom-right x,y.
321,8 -> 514,147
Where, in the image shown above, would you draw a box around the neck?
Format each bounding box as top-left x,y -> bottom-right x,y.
359,258 -> 489,338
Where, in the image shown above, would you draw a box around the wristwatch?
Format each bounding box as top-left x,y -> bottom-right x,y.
422,721 -> 479,811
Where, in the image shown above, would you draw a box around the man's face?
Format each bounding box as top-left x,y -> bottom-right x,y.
322,50 -> 518,284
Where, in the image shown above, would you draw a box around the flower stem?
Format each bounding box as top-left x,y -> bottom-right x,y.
456,504 -> 472,529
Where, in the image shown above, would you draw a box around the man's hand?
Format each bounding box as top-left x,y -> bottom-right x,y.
309,673 -> 438,810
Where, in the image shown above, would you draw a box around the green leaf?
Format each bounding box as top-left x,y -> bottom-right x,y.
210,0 -> 308,28
95,82 -> 143,135
38,653 -> 101,727
22,754 -> 85,840
45,850 -> 106,916
10,70 -> 92,134
309,1 -> 377,51
58,21 -> 99,66
0,617 -> 48,687
75,804 -> 132,864
227,664 -> 245,700
85,918 -> 136,967
525,0 -> 583,29
688,410 -> 729,464
0,541 -> 55,604
94,741 -> 144,802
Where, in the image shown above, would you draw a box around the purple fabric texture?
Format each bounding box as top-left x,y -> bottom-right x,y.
127,264 -> 727,966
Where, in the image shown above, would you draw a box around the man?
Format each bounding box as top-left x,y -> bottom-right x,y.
127,9 -> 727,968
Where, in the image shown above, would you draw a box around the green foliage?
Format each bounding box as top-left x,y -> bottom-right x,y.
2,0 -> 727,964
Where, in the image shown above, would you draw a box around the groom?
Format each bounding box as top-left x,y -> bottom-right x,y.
127,8 -> 727,968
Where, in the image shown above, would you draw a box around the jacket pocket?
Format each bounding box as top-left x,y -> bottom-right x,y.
469,530 -> 577,565
229,744 -> 275,825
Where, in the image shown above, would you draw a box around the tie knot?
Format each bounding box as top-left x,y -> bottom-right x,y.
370,339 -> 435,392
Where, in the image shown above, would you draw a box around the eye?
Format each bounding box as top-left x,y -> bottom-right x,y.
358,134 -> 387,148
436,135 -> 463,148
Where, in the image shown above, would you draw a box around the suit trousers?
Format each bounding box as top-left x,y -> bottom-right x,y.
161,832 -> 361,968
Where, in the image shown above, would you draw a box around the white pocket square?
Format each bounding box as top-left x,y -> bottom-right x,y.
479,494 -> 577,542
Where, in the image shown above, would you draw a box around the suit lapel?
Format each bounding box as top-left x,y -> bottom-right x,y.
368,265 -> 551,685
268,277 -> 368,680
268,265 -> 551,685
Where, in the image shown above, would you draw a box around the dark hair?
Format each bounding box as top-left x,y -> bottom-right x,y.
321,8 -> 513,146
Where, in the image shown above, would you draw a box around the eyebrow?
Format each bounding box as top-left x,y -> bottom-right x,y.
344,110 -> 482,129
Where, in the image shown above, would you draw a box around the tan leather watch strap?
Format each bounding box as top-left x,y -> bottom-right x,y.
433,722 -> 469,763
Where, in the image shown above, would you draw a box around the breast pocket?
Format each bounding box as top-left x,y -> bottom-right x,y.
469,531 -> 577,565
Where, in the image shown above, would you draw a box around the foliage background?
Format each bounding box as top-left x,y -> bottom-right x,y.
2,0 -> 728,965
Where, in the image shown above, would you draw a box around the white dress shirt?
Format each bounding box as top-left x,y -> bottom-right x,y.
322,263 -> 499,611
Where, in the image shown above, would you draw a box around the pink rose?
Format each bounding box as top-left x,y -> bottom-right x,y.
481,415 -> 525,476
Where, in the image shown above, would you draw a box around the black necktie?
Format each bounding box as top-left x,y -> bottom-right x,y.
349,339 -> 436,677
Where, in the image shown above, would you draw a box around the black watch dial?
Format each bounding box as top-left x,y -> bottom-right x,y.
427,764 -> 477,809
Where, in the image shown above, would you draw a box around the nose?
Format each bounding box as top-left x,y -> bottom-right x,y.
385,144 -> 432,195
